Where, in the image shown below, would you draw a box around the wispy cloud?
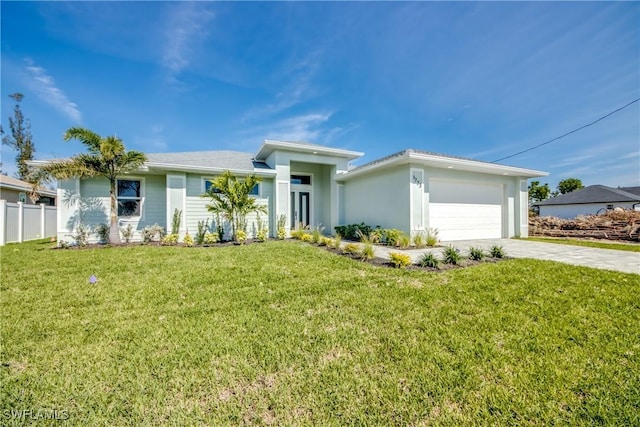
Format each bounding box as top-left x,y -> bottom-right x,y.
264,112 -> 333,142
162,2 -> 215,81
133,124 -> 168,152
24,58 -> 82,123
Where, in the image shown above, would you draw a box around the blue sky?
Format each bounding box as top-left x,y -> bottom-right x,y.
1,1 -> 638,188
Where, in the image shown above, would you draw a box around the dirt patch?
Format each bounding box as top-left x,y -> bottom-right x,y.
530,209 -> 640,242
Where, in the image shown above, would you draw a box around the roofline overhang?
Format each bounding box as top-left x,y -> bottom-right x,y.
143,162 -> 277,177
336,151 -> 548,181
255,140 -> 364,161
0,182 -> 57,197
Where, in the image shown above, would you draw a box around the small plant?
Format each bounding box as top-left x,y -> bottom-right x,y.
389,252 -> 412,268
490,245 -> 506,258
171,209 -> 182,235
343,243 -> 360,255
256,215 -> 268,242
443,246 -> 462,265
332,234 -> 342,249
398,232 -> 411,249
196,219 -> 209,245
214,213 -> 225,241
426,228 -> 439,247
469,247 -> 485,261
412,232 -> 425,248
70,224 -> 91,246
419,252 -> 440,269
142,224 -> 165,243
370,227 -> 383,243
277,214 -> 287,240
58,240 -> 70,249
360,242 -> 375,261
382,228 -> 402,246
183,233 -> 194,247
203,232 -> 219,245
95,224 -> 110,244
161,233 -> 179,246
235,229 -> 247,244
120,224 -> 135,243
319,237 -> 332,246
334,223 -> 374,241
311,224 -> 325,244
300,233 -> 313,243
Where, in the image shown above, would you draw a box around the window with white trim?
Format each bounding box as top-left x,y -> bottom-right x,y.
117,179 -> 142,216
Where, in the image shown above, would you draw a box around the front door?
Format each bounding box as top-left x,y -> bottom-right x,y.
291,190 -> 310,229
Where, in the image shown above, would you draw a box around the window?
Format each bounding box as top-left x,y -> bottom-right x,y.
291,174 -> 311,185
203,179 -> 259,196
117,179 -> 141,216
607,204 -> 614,210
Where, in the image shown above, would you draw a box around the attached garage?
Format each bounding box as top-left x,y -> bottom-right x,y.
428,180 -> 504,241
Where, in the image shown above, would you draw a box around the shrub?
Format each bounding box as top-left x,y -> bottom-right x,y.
419,252 -> 440,269
70,224 -> 91,247
442,246 -> 462,265
213,213 -> 225,241
319,237 -> 332,247
235,230 -> 247,244
183,233 -> 194,247
343,243 -> 360,255
196,219 -> 209,245
382,228 -> 402,246
389,252 -> 412,268
398,232 -> 411,249
95,224 -> 109,244
300,233 -> 313,243
311,226 -> 324,244
203,232 -> 219,245
162,233 -> 179,246
120,224 -> 135,244
256,228 -> 268,243
142,224 -> 165,243
171,209 -> 182,235
412,232 -> 425,248
370,227 -> 383,243
426,228 -> 439,247
277,214 -> 287,240
360,242 -> 375,261
490,245 -> 505,258
332,234 -> 342,249
334,223 -> 374,241
469,247 -> 485,261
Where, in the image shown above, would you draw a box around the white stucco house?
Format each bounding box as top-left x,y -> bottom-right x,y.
45,140 -> 547,242
534,185 -> 640,219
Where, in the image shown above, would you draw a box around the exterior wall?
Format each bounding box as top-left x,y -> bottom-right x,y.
0,187 -> 55,205
290,161 -> 332,230
342,165 -> 410,232
57,175 -> 166,243
539,202 -> 637,219
185,173 -> 272,239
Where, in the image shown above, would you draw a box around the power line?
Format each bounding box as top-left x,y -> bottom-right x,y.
492,97 -> 640,163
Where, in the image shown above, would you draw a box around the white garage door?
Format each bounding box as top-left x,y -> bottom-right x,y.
429,180 -> 503,241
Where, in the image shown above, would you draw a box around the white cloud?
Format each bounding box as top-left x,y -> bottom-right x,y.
162,3 -> 215,79
264,113 -> 333,142
24,59 -> 82,123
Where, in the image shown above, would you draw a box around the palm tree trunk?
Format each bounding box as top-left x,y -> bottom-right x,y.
109,179 -> 121,244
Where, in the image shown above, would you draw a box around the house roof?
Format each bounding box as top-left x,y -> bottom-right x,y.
337,148 -> 547,181
255,139 -> 364,161
0,174 -> 57,197
534,185 -> 640,206
143,150 -> 275,175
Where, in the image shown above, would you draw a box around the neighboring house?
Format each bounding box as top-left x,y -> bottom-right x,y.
40,140 -> 547,243
0,174 -> 56,206
534,185 -> 640,219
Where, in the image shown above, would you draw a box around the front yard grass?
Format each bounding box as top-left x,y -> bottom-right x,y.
1,240 -> 639,425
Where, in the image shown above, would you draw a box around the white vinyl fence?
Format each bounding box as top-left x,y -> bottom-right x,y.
0,200 -> 56,245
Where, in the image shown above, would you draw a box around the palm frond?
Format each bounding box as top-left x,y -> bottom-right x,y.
64,127 -> 102,155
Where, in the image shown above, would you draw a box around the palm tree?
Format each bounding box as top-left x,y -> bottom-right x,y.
40,127 -> 146,244
204,170 -> 267,241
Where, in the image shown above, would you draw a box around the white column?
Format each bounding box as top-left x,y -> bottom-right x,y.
0,200 -> 6,246
17,202 -> 24,243
40,203 -> 46,239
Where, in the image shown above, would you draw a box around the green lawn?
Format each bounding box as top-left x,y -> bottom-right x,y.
521,236 -> 640,252
1,240 -> 639,425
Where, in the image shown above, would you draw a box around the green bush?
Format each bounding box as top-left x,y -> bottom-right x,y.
161,233 -> 179,246
389,252 -> 412,268
443,246 -> 462,265
183,233 -> 194,247
469,247 -> 485,261
360,242 -> 375,261
203,232 -> 219,245
334,223 -> 375,241
382,229 -> 402,246
419,252 -> 440,269
490,245 -> 505,258
343,243 -> 360,255
95,224 -> 109,244
235,230 -> 247,244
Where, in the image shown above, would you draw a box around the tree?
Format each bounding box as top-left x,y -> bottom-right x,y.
2,93 -> 35,181
204,170 -> 266,241
557,178 -> 584,195
528,180 -> 550,206
39,127 -> 147,244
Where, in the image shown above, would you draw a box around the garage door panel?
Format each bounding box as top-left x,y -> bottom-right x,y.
428,179 -> 503,241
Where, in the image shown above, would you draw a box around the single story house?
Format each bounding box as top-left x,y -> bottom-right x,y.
534,185 -> 640,219
42,140 -> 547,243
0,174 -> 56,206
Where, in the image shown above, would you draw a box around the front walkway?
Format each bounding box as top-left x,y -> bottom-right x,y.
370,238 -> 640,275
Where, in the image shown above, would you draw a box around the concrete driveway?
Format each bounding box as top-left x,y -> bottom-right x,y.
373,238 -> 640,275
